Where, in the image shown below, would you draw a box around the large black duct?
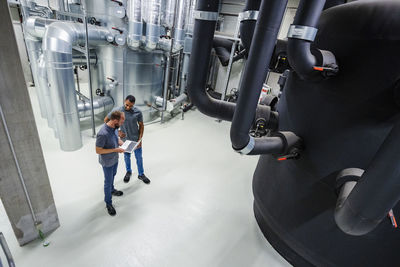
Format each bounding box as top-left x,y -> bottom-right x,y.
254,1 -> 400,266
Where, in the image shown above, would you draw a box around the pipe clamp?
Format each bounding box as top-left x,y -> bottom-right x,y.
237,136 -> 255,155
287,25 -> 318,41
238,10 -> 259,22
193,11 -> 219,21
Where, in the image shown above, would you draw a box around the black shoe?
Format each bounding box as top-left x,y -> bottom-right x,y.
138,174 -> 150,184
106,204 -> 116,216
111,189 -> 123,196
124,171 -> 132,183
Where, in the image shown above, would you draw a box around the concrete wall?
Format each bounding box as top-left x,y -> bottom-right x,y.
0,2 -> 59,246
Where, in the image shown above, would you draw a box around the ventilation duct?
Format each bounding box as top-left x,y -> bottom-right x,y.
43,21 -> 110,151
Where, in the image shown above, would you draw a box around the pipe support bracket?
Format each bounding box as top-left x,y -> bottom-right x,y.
239,10 -> 259,22
288,25 -> 318,41
236,136 -> 255,155
193,11 -> 219,21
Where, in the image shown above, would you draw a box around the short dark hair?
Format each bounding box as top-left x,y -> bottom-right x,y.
110,110 -> 122,121
125,95 -> 136,103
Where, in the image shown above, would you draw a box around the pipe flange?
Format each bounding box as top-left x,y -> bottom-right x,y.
287,25 -> 318,42
236,136 -> 255,155
193,11 -> 219,21
238,10 -> 259,22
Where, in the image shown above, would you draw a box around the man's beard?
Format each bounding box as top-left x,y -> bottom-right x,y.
115,124 -> 120,129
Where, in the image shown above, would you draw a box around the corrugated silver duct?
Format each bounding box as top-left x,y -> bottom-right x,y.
77,96 -> 114,118
127,0 -> 142,50
43,21 -> 110,151
144,0 -> 161,51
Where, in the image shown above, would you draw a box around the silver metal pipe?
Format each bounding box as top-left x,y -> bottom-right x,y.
144,0 -> 162,51
161,55 -> 171,122
164,0 -> 176,28
83,14 -> 96,138
25,35 -> 47,119
0,104 -> 38,226
173,0 -> 190,50
156,93 -> 187,112
25,17 -> 57,38
127,0 -> 143,50
37,54 -> 56,130
72,51 -> 97,65
43,21 -> 110,151
185,0 -> 197,35
0,233 -> 15,267
77,96 -> 114,118
179,53 -> 190,94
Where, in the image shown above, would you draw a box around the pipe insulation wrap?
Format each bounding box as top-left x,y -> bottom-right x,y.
173,0 -> 190,49
77,96 -> 114,118
335,118 -> 400,235
25,36 -> 47,119
230,0 -> 288,152
144,0 -> 162,50
43,21 -> 110,151
287,0 -> 327,79
127,0 -> 143,50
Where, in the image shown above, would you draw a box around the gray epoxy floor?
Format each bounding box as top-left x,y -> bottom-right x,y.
0,87 -> 291,267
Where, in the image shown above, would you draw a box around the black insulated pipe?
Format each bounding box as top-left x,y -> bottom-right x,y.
186,0 -> 236,121
230,0 -> 291,153
287,0 -> 337,80
239,0 -> 261,55
335,119 -> 400,235
187,0 -> 299,156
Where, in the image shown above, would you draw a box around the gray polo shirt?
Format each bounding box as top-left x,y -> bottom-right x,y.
108,106 -> 143,142
96,124 -> 119,167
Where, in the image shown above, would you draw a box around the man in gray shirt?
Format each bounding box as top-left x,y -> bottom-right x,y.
105,95 -> 150,184
96,111 -> 125,216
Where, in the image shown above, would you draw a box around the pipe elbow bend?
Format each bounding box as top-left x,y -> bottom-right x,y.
335,201 -> 381,236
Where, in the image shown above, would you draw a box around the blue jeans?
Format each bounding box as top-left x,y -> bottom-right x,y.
124,147 -> 144,176
102,162 -> 118,205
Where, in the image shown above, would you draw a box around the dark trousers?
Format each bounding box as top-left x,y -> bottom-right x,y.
102,162 -> 118,205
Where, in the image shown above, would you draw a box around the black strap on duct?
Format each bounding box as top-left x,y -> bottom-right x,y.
335,118 -> 400,235
287,0 -> 339,80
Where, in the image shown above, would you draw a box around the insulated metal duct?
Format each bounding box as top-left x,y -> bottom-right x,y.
25,35 -> 47,118
173,0 -> 190,49
144,0 -> 162,50
127,0 -> 143,50
37,54 -> 56,130
77,96 -> 114,118
43,21 -> 110,151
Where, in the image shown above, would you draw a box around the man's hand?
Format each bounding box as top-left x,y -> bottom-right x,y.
118,130 -> 126,138
137,141 -> 142,149
118,139 -> 123,146
114,148 -> 125,153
